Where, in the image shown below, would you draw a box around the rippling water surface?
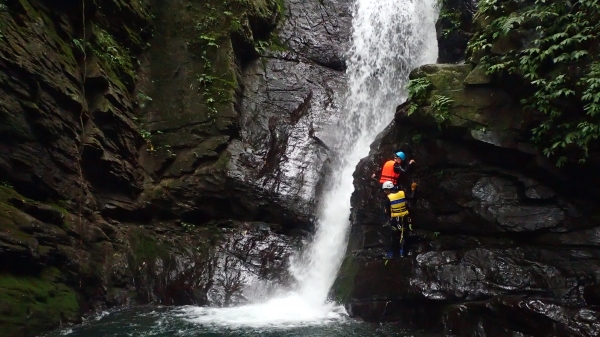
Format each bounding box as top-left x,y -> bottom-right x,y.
44,306 -> 437,337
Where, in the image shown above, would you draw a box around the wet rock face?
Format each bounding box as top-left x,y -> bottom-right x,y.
280,0 -> 352,70
229,0 -> 351,223
0,182 -> 299,335
0,0 -> 150,210
436,0 -> 478,63
0,0 -> 351,335
134,0 -> 351,229
337,63 -> 600,337
119,221 -> 299,308
0,0 -> 152,331
233,56 -> 345,223
443,296 -> 600,337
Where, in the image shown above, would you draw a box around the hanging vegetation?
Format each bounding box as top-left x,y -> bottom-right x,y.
468,0 -> 600,166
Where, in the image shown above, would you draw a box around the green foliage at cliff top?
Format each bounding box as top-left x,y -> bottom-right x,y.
468,0 -> 600,166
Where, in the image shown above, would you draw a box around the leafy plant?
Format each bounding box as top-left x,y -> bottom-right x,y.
430,95 -> 454,129
468,0 -> 600,166
407,77 -> 434,114
93,28 -> 132,70
181,222 -> 196,233
72,38 -> 85,52
437,0 -> 464,37
136,91 -> 153,108
140,129 -> 161,152
199,35 -> 219,48
255,40 -> 270,54
408,77 -> 434,102
140,129 -> 152,141
407,103 -> 418,116
187,0 -> 286,126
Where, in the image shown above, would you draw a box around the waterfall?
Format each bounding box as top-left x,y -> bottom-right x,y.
182,0 -> 438,326
289,0 -> 439,307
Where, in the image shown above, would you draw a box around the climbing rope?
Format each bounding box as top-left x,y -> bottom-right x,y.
76,0 -> 88,239
399,217 -> 404,248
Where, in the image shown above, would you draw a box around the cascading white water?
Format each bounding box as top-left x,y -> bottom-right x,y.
289,0 -> 439,306
183,0 -> 438,327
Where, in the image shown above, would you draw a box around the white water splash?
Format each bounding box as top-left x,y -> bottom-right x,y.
183,0 -> 438,327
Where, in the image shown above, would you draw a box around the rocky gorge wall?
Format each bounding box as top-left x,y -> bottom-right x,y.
0,0 -> 351,335
336,1 -> 600,336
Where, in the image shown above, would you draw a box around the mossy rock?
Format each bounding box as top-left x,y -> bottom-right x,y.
332,254 -> 360,303
463,64 -> 491,85
127,227 -> 169,264
0,187 -> 36,242
0,271 -> 79,337
410,64 -> 473,89
406,64 -> 524,138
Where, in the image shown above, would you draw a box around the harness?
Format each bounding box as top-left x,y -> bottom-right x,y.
394,215 -> 412,245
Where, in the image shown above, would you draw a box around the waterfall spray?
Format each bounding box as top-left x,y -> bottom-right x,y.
183,0 -> 438,326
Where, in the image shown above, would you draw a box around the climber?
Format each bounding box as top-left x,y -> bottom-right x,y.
372,151 -> 415,187
381,180 -> 416,259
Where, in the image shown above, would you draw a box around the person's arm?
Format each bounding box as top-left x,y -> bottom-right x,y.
372,163 -> 382,179
372,160 -> 389,179
405,182 -> 417,208
393,159 -> 415,174
381,197 -> 391,223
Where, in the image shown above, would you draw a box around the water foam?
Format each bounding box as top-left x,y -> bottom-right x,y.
181,295 -> 347,328
183,0 -> 438,326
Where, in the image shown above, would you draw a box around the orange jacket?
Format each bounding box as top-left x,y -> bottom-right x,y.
379,160 -> 399,184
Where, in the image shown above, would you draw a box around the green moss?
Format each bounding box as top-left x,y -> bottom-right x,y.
182,0 -> 282,129
0,271 -> 79,336
0,186 -> 73,233
332,254 -> 360,303
89,25 -> 136,92
128,228 -> 169,263
93,26 -> 134,72
0,187 -> 35,242
47,203 -> 68,215
0,185 -> 28,203
213,149 -> 232,171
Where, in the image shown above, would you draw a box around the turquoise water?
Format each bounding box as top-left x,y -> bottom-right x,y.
44,306 -> 437,337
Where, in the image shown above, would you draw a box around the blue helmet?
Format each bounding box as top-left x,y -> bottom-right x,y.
395,151 -> 406,160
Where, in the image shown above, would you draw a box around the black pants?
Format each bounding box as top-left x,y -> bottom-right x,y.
388,216 -> 408,256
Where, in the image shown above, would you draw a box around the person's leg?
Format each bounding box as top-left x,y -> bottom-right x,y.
390,218 -> 400,257
384,223 -> 395,259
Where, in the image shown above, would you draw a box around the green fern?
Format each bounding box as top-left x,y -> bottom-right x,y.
408,77 -> 434,102
430,95 -> 454,129
468,0 -> 600,166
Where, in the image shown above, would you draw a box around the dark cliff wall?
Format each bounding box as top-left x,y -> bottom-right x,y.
337,1 -> 600,336
1,0 -> 153,334
436,0 -> 478,63
0,0 -> 351,335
